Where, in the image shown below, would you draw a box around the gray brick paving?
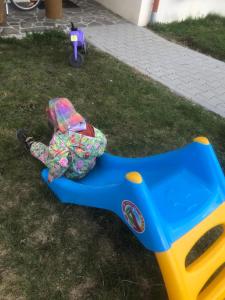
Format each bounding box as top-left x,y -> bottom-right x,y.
85,23 -> 225,118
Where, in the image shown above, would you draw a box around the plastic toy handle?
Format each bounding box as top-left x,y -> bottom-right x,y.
126,172 -> 143,184
193,136 -> 210,145
71,22 -> 77,31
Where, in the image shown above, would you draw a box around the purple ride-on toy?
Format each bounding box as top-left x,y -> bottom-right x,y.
69,22 -> 87,68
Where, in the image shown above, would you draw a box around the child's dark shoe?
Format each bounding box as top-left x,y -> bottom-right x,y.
16,129 -> 35,150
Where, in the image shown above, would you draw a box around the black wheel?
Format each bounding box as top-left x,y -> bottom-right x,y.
79,41 -> 88,55
11,0 -> 41,10
69,52 -> 84,68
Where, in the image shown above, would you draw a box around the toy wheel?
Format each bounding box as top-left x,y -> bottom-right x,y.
11,0 -> 41,10
83,41 -> 88,54
78,41 -> 88,55
69,52 -> 84,68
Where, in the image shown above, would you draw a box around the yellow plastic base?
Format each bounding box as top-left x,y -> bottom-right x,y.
155,203 -> 225,300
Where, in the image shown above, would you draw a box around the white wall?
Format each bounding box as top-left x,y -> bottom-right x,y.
96,0 -> 142,25
96,0 -> 225,26
96,0 -> 153,26
138,0 -> 153,26
155,0 -> 225,23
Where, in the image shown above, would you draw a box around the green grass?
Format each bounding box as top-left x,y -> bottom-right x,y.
149,14 -> 225,62
1,31 -> 225,299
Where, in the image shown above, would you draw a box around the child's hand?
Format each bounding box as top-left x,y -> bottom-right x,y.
48,173 -> 54,183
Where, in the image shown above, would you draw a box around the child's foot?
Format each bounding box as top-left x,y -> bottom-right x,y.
16,129 -> 35,150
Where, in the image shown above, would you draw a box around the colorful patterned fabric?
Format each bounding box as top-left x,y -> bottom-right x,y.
30,127 -> 107,181
48,98 -> 85,133
30,98 -> 107,181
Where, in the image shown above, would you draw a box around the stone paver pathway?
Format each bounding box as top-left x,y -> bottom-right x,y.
85,23 -> 225,118
0,0 -> 125,38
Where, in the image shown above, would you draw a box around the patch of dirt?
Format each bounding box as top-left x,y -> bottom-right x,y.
28,214 -> 59,245
69,277 -> 96,300
96,236 -> 116,264
0,181 -> 36,211
16,102 -> 39,113
66,227 -> 79,238
0,269 -> 25,300
0,244 -> 8,259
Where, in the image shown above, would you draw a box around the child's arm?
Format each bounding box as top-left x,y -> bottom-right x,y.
74,129 -> 107,159
90,128 -> 107,157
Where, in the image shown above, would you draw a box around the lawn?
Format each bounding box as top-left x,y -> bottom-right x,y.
1,31 -> 225,300
149,14 -> 225,62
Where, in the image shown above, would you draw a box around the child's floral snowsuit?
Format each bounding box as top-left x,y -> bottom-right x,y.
30,98 -> 107,181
